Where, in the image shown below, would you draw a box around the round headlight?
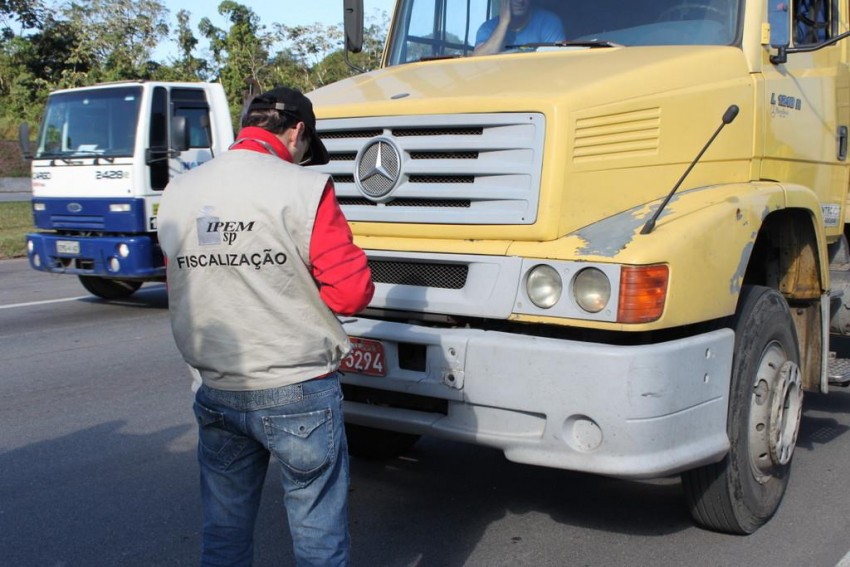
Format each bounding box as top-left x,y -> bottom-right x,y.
573,268 -> 611,313
109,257 -> 121,272
27,240 -> 34,254
526,265 -> 562,309
117,243 -> 130,258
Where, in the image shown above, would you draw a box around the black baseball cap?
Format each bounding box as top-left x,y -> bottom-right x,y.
245,87 -> 330,166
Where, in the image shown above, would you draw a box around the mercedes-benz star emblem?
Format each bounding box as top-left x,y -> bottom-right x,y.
354,137 -> 402,201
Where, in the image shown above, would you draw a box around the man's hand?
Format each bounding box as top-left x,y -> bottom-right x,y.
473,0 -> 513,55
498,0 -> 512,27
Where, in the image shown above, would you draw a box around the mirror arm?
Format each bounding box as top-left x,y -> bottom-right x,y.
772,30 -> 850,65
344,49 -> 366,74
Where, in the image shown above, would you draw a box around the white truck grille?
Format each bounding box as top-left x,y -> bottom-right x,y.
314,113 -> 545,225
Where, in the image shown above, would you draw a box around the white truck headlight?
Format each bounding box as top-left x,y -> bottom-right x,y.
526,264 -> 562,309
117,243 -> 130,258
572,268 -> 611,313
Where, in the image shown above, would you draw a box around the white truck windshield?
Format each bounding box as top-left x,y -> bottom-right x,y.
36,86 -> 142,159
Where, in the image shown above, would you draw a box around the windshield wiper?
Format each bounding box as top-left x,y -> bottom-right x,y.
505,39 -> 622,50
67,151 -> 116,164
419,54 -> 462,62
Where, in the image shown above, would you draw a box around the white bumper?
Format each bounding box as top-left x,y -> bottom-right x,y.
340,317 -> 734,479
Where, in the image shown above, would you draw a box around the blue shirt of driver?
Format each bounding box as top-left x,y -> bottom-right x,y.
475,8 -> 565,49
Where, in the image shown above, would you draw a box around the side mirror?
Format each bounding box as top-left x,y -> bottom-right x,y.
171,115 -> 189,153
769,1 -> 790,64
344,0 -> 364,53
19,123 -> 32,160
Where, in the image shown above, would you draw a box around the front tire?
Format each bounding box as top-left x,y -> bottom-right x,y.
78,276 -> 142,299
682,285 -> 803,534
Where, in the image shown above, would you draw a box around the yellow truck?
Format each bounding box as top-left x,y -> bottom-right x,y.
309,0 -> 850,533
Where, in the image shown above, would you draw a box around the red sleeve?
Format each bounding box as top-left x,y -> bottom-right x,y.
310,181 -> 375,315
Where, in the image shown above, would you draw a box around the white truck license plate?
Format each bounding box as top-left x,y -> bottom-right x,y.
56,240 -> 80,255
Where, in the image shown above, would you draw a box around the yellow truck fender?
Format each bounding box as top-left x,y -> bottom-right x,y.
514,181 -> 828,329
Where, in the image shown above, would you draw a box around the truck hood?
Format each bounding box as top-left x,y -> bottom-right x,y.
310,45 -> 750,118
310,46 -> 754,249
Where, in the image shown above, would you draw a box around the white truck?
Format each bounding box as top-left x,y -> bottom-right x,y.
20,81 -> 234,298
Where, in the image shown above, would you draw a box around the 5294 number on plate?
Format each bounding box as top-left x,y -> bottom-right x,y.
340,337 -> 386,377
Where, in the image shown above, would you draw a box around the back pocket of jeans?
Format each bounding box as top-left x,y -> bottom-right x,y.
193,401 -> 248,470
263,408 -> 334,487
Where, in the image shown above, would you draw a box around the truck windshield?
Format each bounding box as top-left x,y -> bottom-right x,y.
386,0 -> 742,64
35,86 -> 143,159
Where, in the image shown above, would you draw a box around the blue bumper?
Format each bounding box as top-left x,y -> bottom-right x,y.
25,232 -> 164,280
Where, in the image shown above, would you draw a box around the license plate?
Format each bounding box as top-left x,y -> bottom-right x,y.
341,337 -> 386,377
56,240 -> 80,255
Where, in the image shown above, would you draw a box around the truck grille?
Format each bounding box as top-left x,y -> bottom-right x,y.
368,259 -> 468,289
314,113 -> 545,225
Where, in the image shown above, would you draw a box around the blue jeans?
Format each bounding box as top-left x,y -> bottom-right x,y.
193,374 -> 350,567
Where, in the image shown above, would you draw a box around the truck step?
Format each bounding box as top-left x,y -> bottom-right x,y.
828,356 -> 850,386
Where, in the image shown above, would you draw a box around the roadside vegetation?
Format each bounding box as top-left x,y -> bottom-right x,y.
0,202 -> 31,259
0,0 -> 387,165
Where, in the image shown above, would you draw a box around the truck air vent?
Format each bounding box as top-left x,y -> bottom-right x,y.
338,198 -> 471,208
408,175 -> 474,184
53,215 -> 105,230
314,113 -> 544,225
410,151 -> 479,160
573,107 -> 661,162
329,152 -> 357,161
320,129 -> 383,139
392,127 -> 484,136
368,259 -> 468,289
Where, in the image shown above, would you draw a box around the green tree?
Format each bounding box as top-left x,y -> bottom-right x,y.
0,0 -> 45,30
58,0 -> 169,82
200,1 -> 274,127
273,10 -> 387,91
167,9 -> 209,81
0,13 -> 85,134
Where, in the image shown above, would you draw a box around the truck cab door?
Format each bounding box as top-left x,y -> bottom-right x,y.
760,0 -> 850,238
147,86 -> 216,231
147,86 -> 215,193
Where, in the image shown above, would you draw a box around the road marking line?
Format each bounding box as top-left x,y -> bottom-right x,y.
0,286 -> 165,310
0,295 -> 91,310
837,549 -> 850,567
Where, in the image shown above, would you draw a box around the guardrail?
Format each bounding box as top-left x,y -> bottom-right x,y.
0,178 -> 31,194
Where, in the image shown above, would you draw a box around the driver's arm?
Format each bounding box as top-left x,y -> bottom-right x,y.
473,0 -> 512,55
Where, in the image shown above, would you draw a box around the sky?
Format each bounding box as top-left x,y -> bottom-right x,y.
155,0 -> 396,61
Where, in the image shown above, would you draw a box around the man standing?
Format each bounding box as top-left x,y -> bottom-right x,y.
157,87 -> 374,566
473,0 -> 565,55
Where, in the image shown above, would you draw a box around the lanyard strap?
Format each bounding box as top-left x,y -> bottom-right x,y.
229,137 -> 284,160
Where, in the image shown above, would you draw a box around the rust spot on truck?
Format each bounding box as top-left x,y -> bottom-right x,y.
575,201 -> 673,257
729,236 -> 756,294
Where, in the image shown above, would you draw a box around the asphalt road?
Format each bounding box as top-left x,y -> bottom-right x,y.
2,257 -> 850,567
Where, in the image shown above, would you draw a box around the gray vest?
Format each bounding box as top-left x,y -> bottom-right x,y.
157,149 -> 350,391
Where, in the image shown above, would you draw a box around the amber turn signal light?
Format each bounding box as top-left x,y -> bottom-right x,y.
618,265 -> 669,323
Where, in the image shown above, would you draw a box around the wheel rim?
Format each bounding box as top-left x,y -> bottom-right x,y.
747,341 -> 803,483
